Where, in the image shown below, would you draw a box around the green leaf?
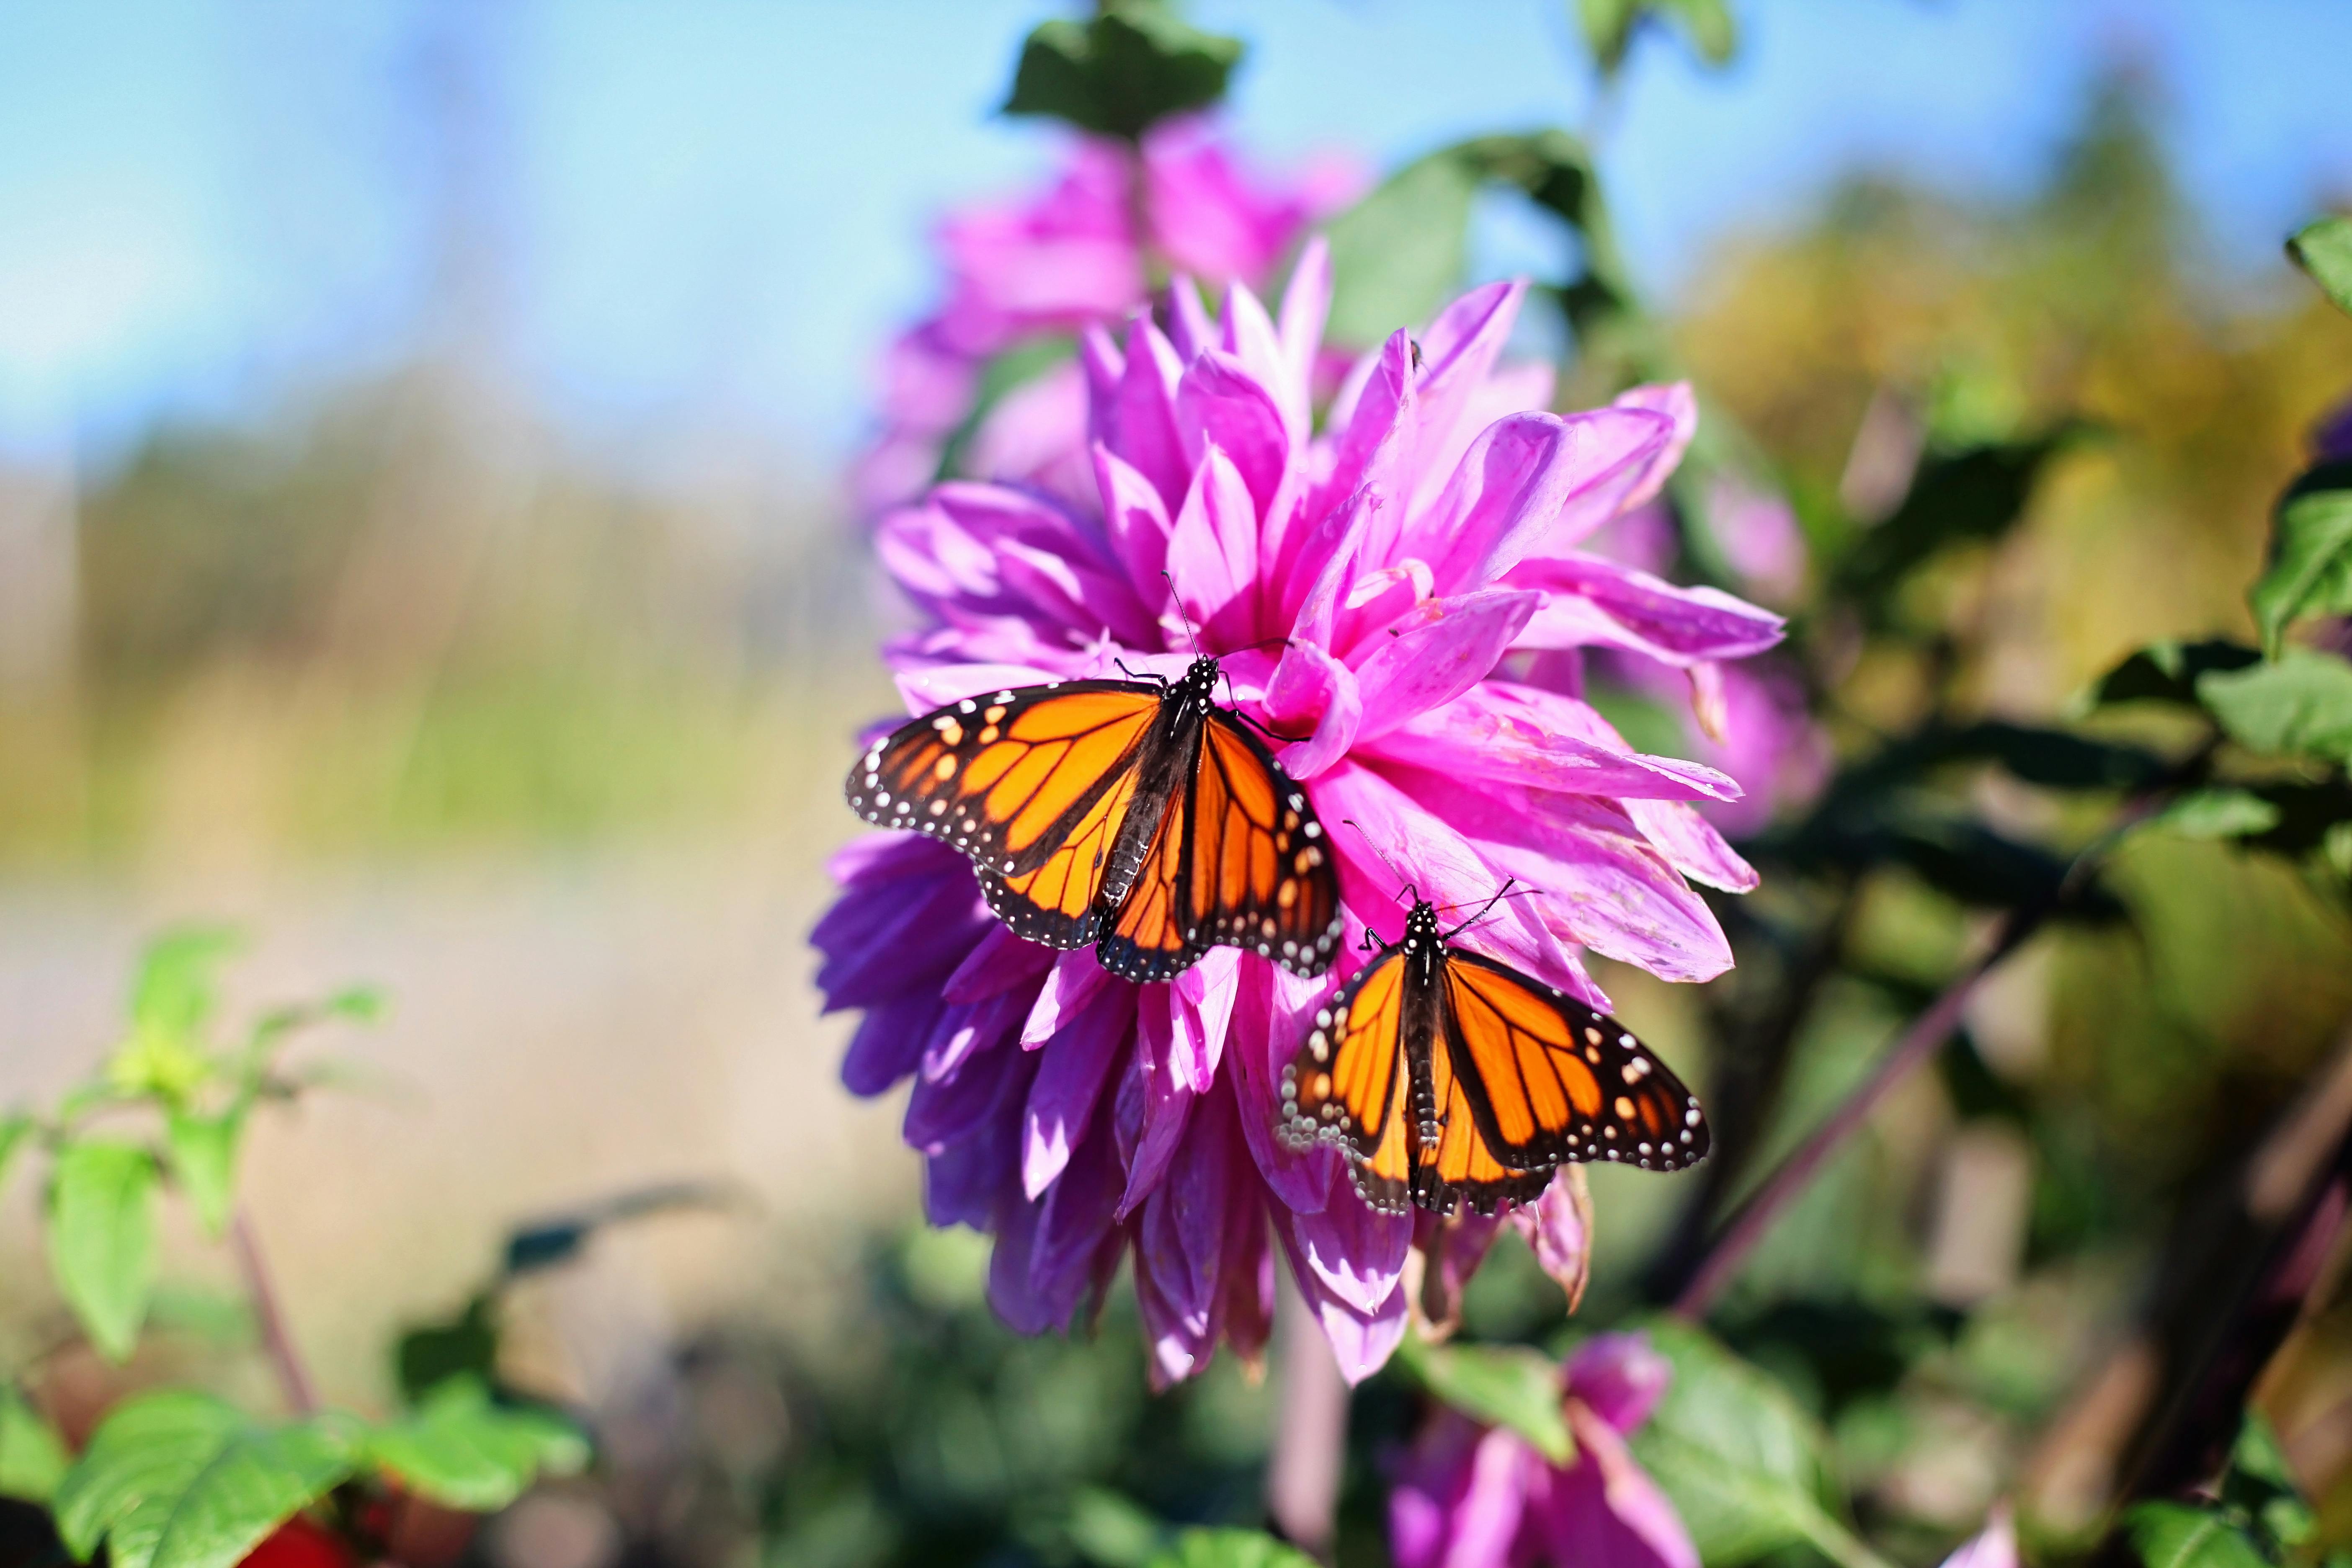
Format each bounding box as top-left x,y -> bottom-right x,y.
2158,789 -> 2282,840
323,986 -> 386,1024
1063,1487 -> 1166,1568
0,1389 -> 69,1504
1146,1527 -> 1317,1568
2222,1412 -> 2316,1553
1835,431 -> 2079,610
131,927 -> 241,1042
54,1391 -> 357,1568
1391,1333 -> 1573,1464
366,1377 -> 587,1513
165,1109 -> 244,1238
2289,215 -> 2352,317
48,1137 -> 160,1362
1002,1 -> 1243,142
0,1113 -> 33,1196
395,1293 -> 501,1405
1322,150 -> 1480,348
2251,462 -> 2352,656
1575,0 -> 1736,74
2086,638 -> 2260,709
1628,1321 -> 1891,1568
2197,648 -> 2352,767
2126,1503 -> 2272,1568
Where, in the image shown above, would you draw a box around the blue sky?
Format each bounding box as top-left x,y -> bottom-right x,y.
2,1 -> 2348,470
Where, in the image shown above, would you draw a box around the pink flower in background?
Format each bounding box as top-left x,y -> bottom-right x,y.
853,119 -> 1361,516
817,244 -> 1786,1382
1390,1333 -> 1697,1568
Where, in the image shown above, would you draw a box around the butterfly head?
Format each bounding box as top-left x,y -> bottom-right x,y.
1400,898 -> 1444,957
1174,655 -> 1222,707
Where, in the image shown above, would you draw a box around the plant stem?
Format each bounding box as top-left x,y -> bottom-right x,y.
231,1209 -> 318,1416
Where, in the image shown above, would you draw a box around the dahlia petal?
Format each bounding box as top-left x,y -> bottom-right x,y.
812,871 -> 991,1012
1535,1400 -> 1699,1568
1119,994 -> 1198,1215
968,359 -> 1095,510
1366,681 -> 1741,802
1566,1331 -> 1673,1435
1093,444 -> 1175,604
1277,237 -> 1333,405
1331,556 -> 1434,655
1409,280 -> 1526,481
1232,965 -> 1338,1215
1171,948 -> 1242,1090
1352,589 -> 1542,743
893,660 -> 1062,714
1404,409 -> 1676,596
987,1178 -> 1056,1333
1110,317 -> 1191,511
1217,1178 -> 1277,1371
996,534 -> 1157,647
1176,349 -> 1289,517
926,1114 -> 1013,1230
1022,983 -> 1135,1198
1138,1074 -> 1242,1332
1407,359 -> 1558,520
921,986 -> 1031,1082
1135,1238 -> 1214,1390
841,993 -> 946,1098
1511,1166 -> 1596,1313
1625,798 -> 1759,893
1167,273 -> 1216,362
1413,1207 -> 1507,1340
1511,555 -> 1786,666
942,923 -> 1060,1003
1026,1118 -> 1127,1320
905,1029 -> 1023,1154
1939,1509 -> 2018,1568
1608,382 -> 1699,512
1264,638 -> 1363,780
1221,280 -> 1300,441
1023,952 -> 1113,1047
1288,1169 -> 1411,1317
1166,442 -> 1262,647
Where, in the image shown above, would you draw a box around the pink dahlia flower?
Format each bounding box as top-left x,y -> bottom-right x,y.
815,244 -> 1784,1383
853,119 -> 1361,516
1389,1333 -> 1697,1568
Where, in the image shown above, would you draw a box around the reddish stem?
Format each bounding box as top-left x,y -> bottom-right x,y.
232,1209 -> 318,1416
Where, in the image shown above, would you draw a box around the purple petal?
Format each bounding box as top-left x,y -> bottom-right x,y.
1109,317 -> 1190,510
1024,951 -> 1113,1047
1026,1117 -> 1128,1322
1403,410 -> 1678,596
1022,983 -> 1137,1198
1166,273 -> 1215,361
1390,1416 -> 1537,1568
1264,637 -> 1362,780
1306,333 -> 1416,575
1118,993 -> 1199,1216
1566,1331 -> 1674,1435
841,993 -> 946,1098
1176,349 -> 1289,518
1352,591 -> 1541,743
1364,681 -> 1741,802
1607,382 -> 1698,512
1625,799 -> 1758,893
1229,963 -> 1338,1215
996,533 -> 1158,648
903,1020 -> 1023,1153
1407,280 -> 1527,498
1217,1178 -> 1277,1371
1220,280 -> 1301,444
1137,1073 -> 1242,1333
1939,1509 -> 2018,1568
1135,1236 -> 1214,1390
1413,1208 -> 1508,1339
1287,1165 -> 1411,1317
1171,948 -> 1242,1089
1510,1167 -> 1596,1313
1093,444 -> 1174,605
1531,1400 -> 1699,1568
812,868 -> 991,1012
943,924 -> 1060,1003
1277,1217 -> 1410,1383
925,1101 -> 1016,1229
1277,238 -> 1334,403
921,986 -> 1031,1082
1511,555 -> 1785,666
967,358 -> 1094,509
893,661 -> 1063,714
1166,443 -> 1262,649
1331,557 -> 1434,657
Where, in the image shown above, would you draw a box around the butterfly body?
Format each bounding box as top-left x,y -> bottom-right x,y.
846,656 -> 1344,982
1279,897 -> 1708,1216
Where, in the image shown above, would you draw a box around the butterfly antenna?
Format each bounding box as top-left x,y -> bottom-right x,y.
1160,570 -> 1203,659
1443,879 -> 1542,939
1338,818 -> 1415,906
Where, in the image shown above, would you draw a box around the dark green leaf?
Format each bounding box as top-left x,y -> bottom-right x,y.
48,1138 -> 160,1362
366,1377 -> 587,1512
1391,1333 -> 1573,1464
1835,431 -> 2078,608
0,1389 -> 68,1504
130,928 -> 240,1042
2125,1503 -> 2271,1568
1629,1321 -> 1891,1568
1002,2 -> 1242,142
2289,215 -> 2352,317
1322,151 -> 1479,348
2158,789 -> 2282,840
2222,1412 -> 2315,1552
1574,0 -> 1736,74
396,1294 -> 501,1406
2087,639 -> 2260,709
165,1110 -> 243,1238
1146,1527 -> 1317,1568
2197,649 -> 2352,766
2251,462 -> 2352,656
54,1392 -> 357,1568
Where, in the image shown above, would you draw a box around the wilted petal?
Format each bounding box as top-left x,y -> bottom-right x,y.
1023,983 -> 1135,1197
1565,1331 -> 1673,1435
1511,1166 -> 1596,1312
1352,590 -> 1541,743
1511,555 -> 1785,667
1403,409 -> 1675,596
1531,1400 -> 1700,1568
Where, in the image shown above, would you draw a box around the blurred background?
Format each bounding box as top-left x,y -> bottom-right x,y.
6,3 -> 2352,1565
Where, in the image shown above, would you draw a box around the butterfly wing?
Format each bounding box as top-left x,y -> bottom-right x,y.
1438,949 -> 1709,1174
1409,1011 -> 1556,1215
1183,712 -> 1344,977
1280,946 -> 1413,1212
847,680 -> 1162,948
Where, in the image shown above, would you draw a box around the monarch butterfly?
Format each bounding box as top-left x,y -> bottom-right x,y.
844,655 -> 1345,982
1278,887 -> 1709,1215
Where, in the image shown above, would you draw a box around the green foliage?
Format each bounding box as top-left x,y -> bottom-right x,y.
2196,648 -> 2352,768
2288,215 -> 2352,317
2089,639 -> 2262,709
1574,0 -> 1737,75
0,1391 -> 69,1505
2128,1504 -> 2273,1568
164,1109 -> 244,1238
1629,1321 -> 1891,1568
1390,1333 -> 1574,1464
54,1392 -> 359,1568
1147,1527 -> 1316,1568
2220,1412 -> 2316,1555
1834,430 -> 2080,613
1003,1 -> 1242,142
365,1377 -> 588,1513
0,1114 -> 31,1197
46,1138 -> 161,1363
395,1292 -> 501,1405
2250,462 -> 2352,656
